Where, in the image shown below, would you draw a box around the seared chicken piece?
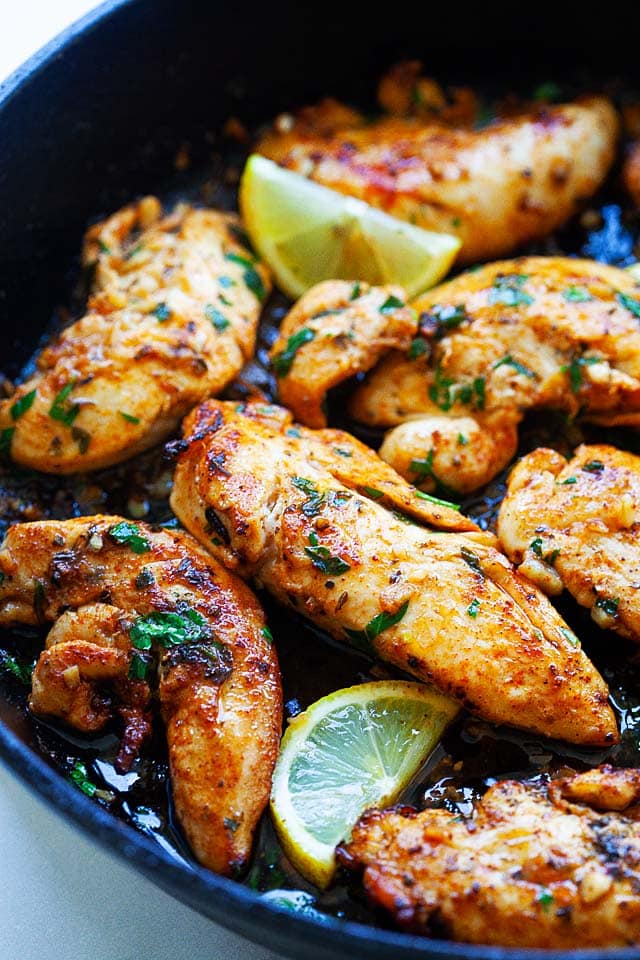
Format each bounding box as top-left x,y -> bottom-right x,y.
0,197 -> 270,473
271,280 -> 417,428
258,90 -> 618,263
338,766 -> 640,948
0,516 -> 281,876
170,400 -> 616,746
348,257 -> 640,494
498,444 -> 640,643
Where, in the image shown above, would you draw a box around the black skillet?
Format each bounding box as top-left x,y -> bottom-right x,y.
2,2 -> 640,957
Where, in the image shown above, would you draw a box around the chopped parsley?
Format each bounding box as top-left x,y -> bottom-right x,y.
291,476 -> 324,516
305,532 -> 350,575
457,433 -> 468,446
205,304 -> 230,331
560,355 -> 602,393
0,427 -> 14,457
128,652 -> 151,681
493,354 -> 537,379
488,274 -> 533,307
558,476 -> 577,485
426,304 -> 469,337
129,607 -> 210,650
0,652 -> 33,685
582,460 -> 605,472
429,364 -> 485,412
616,291 -> 640,319
261,626 -> 274,644
560,627 -> 580,647
119,411 -> 140,424
224,817 -> 240,833
467,597 -> 480,618
595,596 -> 620,617
68,761 -> 98,798
460,547 -> 483,575
537,889 -> 554,911
108,521 -> 150,554
272,328 -> 316,377
225,252 -> 265,302
153,302 -> 172,322
408,337 -> 429,360
333,447 -> 352,458
219,275 -> 235,289
530,537 -> 544,557
379,294 -> 405,314
360,486 -> 383,499
345,601 -> 409,655
10,389 -> 36,421
563,286 -> 592,303
49,380 -> 80,426
350,282 -> 361,300
415,490 -> 461,511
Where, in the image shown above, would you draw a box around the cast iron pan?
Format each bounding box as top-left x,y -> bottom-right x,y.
2,2 -> 640,957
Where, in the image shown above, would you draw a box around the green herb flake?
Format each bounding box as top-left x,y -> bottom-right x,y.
537,890 -> 554,911
582,460 -> 605,473
415,490 -> 461,511
350,282 -> 361,300
379,295 -> 405,314
560,627 -> 580,647
219,275 -> 235,289
225,252 -> 266,302
69,761 -> 97,798
108,521 -> 151,554
457,433 -> 468,446
125,242 -> 145,260
563,286 -> 593,303
304,533 -> 351,576
530,537 -> 544,558
488,274 -> 534,307
360,486 -> 384,500
558,476 -> 577,485
560,355 -> 602,394
261,626 -> 274,644
119,411 -> 140,424
291,476 -> 325,516
286,427 -> 301,438
224,817 -> 240,833
10,390 -> 36,421
98,240 -> 111,255
153,302 -> 172,322
345,600 -> 409,655
595,596 -> 620,617
493,354 -> 537,379
0,427 -> 14,458
616,291 -> 640,319
467,597 -> 480,618
333,447 -> 352,458
428,303 -> 469,335
408,337 -> 429,360
272,328 -> 316,377
460,547 -> 483,575
128,652 -> 150,681
49,380 -> 80,427
0,652 -> 33,685
130,607 -> 210,650
205,304 -> 230,331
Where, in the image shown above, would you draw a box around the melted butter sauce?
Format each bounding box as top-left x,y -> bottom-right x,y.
2,97 -> 640,926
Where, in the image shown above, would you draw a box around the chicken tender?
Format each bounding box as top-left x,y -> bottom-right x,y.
338,767 -> 640,948
0,198 -> 270,473
498,444 -> 640,643
0,516 -> 282,876
258,87 -> 618,264
170,400 -> 617,746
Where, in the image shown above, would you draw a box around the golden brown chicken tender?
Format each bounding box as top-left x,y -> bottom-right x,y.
0,516 -> 282,876
0,198 -> 270,473
170,399 -> 617,747
498,444 -> 640,643
338,767 -> 640,948
258,87 -> 618,263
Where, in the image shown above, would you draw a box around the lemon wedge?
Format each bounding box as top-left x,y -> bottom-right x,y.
270,680 -> 458,888
240,155 -> 461,299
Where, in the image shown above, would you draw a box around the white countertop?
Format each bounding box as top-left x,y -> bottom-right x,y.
0,5 -> 281,959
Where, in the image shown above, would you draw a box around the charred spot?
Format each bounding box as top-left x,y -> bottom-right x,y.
163,640 -> 232,683
50,550 -> 78,585
206,450 -> 230,476
205,507 -> 230,544
176,556 -> 217,595
163,438 -> 190,460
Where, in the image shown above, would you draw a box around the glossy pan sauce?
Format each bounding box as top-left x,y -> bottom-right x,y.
1,95 -> 640,931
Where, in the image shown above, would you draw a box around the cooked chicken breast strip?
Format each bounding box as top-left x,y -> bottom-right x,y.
170,400 -> 616,746
270,258 -> 640,495
0,516 -> 282,875
0,197 -> 270,473
498,444 -> 640,643
257,94 -> 618,263
338,766 -> 640,948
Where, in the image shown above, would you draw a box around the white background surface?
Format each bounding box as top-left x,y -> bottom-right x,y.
0,4 -> 282,959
